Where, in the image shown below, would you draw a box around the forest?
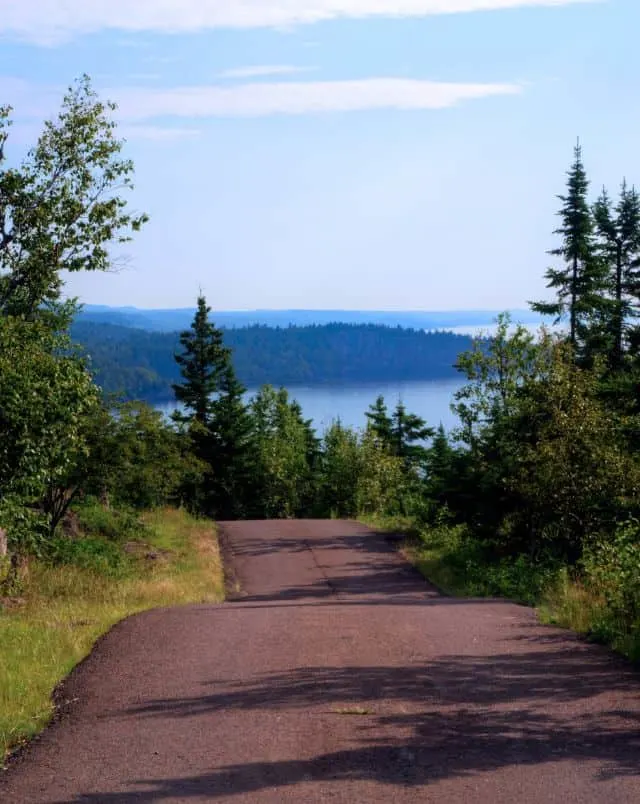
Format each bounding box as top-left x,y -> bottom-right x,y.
70,320 -> 472,401
2,74 -> 640,719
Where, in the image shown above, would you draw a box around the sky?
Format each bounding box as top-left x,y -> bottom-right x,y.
1,0 -> 639,311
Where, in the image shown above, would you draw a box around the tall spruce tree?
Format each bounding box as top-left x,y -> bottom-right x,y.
531,141 -> 605,354
172,295 -> 227,428
209,363 -> 255,519
172,295 -> 255,518
593,180 -> 640,368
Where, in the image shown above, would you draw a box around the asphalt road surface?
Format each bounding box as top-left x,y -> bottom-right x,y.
2,519 -> 640,802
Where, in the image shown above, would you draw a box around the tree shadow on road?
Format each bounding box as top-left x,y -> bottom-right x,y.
42,520 -> 640,802
59,646 -> 640,802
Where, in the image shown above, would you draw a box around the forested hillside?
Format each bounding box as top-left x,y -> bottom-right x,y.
71,320 -> 473,401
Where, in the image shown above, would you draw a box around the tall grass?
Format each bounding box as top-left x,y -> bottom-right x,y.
0,507 -> 224,761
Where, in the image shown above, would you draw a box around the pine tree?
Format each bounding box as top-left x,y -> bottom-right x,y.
172,295 -> 256,517
531,141 -> 605,353
365,396 -> 393,448
426,423 -> 456,503
208,363 -> 255,519
390,400 -> 434,469
593,181 -> 640,368
172,295 -> 227,428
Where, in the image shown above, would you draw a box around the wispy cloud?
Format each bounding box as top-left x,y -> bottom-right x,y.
0,75 -> 521,125
219,65 -> 314,80
120,125 -> 202,142
2,0 -> 598,45
110,78 -> 522,119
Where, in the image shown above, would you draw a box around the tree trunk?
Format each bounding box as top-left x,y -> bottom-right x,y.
613,244 -> 623,368
570,254 -> 578,348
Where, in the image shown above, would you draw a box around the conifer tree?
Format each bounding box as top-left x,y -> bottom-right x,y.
390,400 -> 434,469
426,423 -> 456,502
365,396 -> 393,448
172,295 -> 227,428
172,295 -> 256,518
209,363 -> 255,519
531,142 -> 605,353
593,180 -> 640,368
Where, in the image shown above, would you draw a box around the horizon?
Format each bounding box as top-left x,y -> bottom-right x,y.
83,303 -> 539,314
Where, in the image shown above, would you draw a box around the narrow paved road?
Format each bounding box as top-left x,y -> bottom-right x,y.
3,520 -> 640,803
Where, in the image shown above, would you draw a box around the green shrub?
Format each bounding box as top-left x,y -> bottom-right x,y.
413,520 -> 562,605
582,521 -> 640,659
73,500 -> 148,543
46,535 -> 132,578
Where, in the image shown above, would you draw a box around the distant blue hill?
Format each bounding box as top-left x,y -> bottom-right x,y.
79,305 -> 545,333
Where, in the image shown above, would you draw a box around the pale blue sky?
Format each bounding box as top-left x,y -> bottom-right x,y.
1,0 -> 638,311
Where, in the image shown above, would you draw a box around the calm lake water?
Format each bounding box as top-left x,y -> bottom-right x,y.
159,378 -> 464,434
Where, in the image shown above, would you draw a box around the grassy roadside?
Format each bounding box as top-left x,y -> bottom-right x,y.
0,507 -> 224,762
364,514 -> 640,663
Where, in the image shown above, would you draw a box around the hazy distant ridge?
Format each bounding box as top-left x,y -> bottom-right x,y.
79,306 -> 543,333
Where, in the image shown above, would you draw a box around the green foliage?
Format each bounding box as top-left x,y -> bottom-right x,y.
0,316 -> 98,498
107,402 -> 190,510
0,76 -> 147,562
425,425 -> 456,502
593,181 -> 640,368
46,535 -> 132,579
318,401 -> 432,520
172,295 -> 227,428
0,315 -> 100,546
319,421 -> 361,518
390,400 -> 434,470
531,141 -> 606,352
0,497 -> 47,557
250,386 -> 318,518
0,76 -> 147,318
582,521 -> 640,656
365,395 -> 434,472
355,429 -> 411,517
73,499 -> 149,543
172,296 -> 256,518
207,364 -> 256,519
452,313 -> 548,446
365,396 -> 393,446
503,349 -> 639,558
413,521 -> 561,605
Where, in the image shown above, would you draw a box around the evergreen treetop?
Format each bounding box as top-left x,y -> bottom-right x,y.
531,141 -> 606,353
172,295 -> 228,427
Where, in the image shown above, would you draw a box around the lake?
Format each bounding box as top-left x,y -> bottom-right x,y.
159,378 -> 465,434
